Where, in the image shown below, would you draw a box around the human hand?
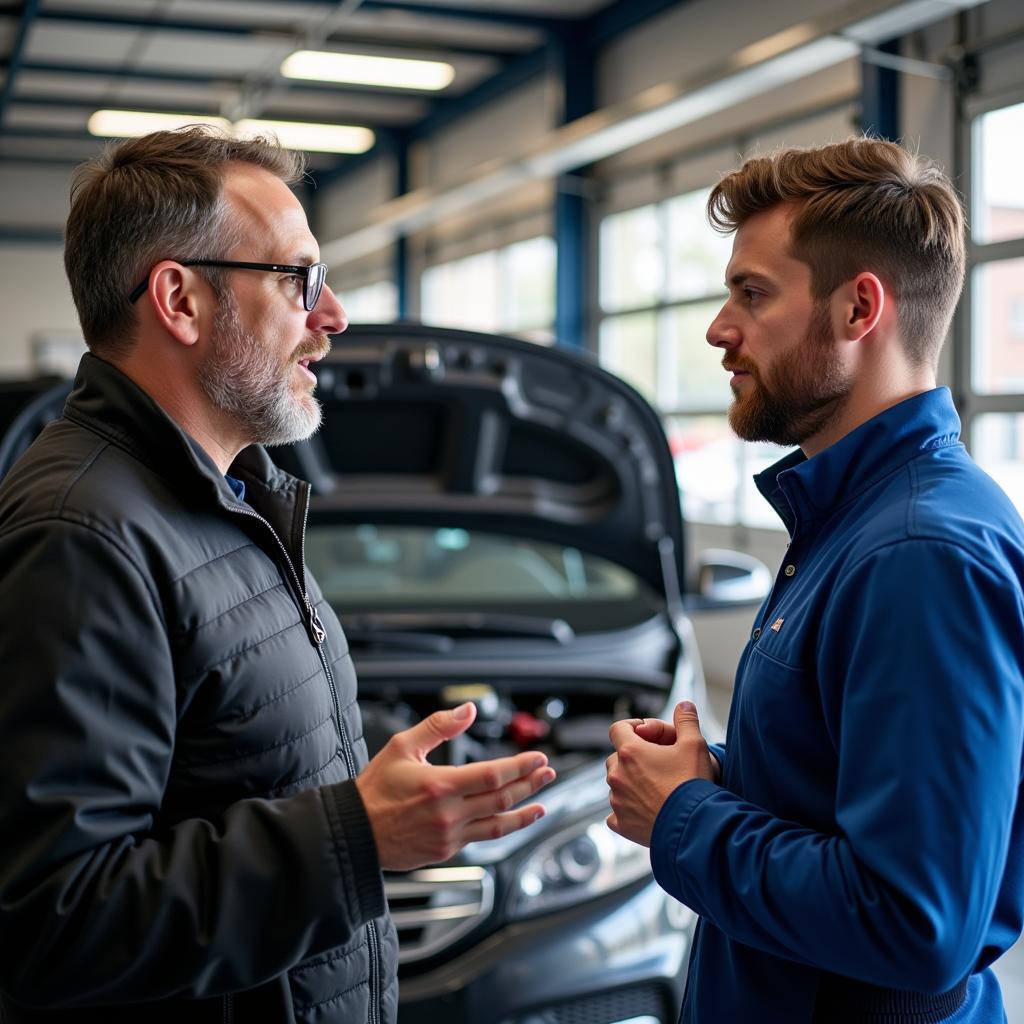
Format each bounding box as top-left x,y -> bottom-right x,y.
356,702 -> 556,870
633,715 -> 721,780
606,701 -> 717,847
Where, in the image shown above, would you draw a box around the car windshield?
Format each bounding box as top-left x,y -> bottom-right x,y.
305,524 -> 664,630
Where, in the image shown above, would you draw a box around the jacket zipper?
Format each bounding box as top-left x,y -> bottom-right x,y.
222,993 -> 234,1024
230,497 -> 381,1024
228,500 -> 351,759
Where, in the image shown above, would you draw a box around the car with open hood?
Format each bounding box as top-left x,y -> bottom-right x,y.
268,324 -> 769,1024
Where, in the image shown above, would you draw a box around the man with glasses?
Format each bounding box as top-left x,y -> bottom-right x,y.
0,126 -> 554,1024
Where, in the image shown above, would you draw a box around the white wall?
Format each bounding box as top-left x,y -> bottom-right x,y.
0,244 -> 81,375
0,165 -> 79,371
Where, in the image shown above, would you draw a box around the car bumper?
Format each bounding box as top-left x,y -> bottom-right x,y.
397,878 -> 693,1023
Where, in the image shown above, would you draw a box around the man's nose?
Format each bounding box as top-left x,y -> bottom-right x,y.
309,284 -> 348,335
706,305 -> 739,349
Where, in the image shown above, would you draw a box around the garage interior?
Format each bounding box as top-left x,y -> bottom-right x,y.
1,0 -> 1022,1019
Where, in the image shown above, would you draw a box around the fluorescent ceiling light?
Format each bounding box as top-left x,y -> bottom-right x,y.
88,110 -> 375,154
235,119 -> 375,154
281,50 -> 455,91
88,110 -> 229,137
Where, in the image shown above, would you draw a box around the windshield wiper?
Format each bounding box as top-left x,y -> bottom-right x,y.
342,628 -> 455,653
340,612 -> 576,646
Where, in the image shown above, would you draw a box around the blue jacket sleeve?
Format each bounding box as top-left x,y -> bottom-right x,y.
650,539 -> 1024,993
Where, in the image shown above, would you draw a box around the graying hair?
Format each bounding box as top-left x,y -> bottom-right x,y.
64,125 -> 305,356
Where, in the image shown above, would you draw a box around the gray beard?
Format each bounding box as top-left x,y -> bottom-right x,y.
198,292 -> 324,448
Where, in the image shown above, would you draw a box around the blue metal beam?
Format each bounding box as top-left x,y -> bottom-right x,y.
586,0 -> 690,48
392,130 -> 410,319
359,2 -> 569,32
550,27 -> 594,352
0,226 -> 64,244
5,58 -> 440,99
861,37 -> 901,140
410,45 -> 545,140
0,153 -> 83,167
30,8 -> 523,59
1,0 -> 42,130
9,95 -> 225,115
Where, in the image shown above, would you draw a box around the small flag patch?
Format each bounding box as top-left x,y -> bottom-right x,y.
770,617 -> 785,632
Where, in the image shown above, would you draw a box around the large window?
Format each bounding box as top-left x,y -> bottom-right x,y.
597,187 -> 792,529
420,236 -> 556,343
337,279 -> 398,324
962,97 -> 1024,514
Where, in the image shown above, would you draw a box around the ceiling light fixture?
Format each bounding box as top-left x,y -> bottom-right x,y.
235,118 -> 375,154
87,110 -> 230,137
281,50 -> 455,91
87,110 -> 375,154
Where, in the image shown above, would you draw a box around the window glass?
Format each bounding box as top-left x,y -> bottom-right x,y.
338,280 -> 397,323
667,415 -> 741,524
305,524 -> 643,603
973,102 -> 1024,244
599,204 -> 662,312
972,414 -> 1024,515
501,236 -> 556,333
420,237 -> 555,340
737,439 -> 796,530
422,251 -> 501,333
971,257 -> 1024,395
598,310 -> 657,403
667,415 -> 793,529
659,301 -> 731,411
665,189 -> 734,301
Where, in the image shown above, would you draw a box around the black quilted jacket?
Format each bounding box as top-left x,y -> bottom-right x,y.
0,353 -> 399,1023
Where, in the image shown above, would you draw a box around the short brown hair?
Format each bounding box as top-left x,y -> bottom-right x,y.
707,137 -> 965,367
64,126 -> 305,356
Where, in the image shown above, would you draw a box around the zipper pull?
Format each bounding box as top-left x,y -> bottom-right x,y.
305,597 -> 327,646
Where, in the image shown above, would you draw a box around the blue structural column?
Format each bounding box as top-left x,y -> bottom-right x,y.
861,38 -> 901,141
392,131 -> 410,320
552,27 -> 594,351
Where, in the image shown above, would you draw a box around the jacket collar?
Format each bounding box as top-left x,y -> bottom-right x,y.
64,352 -> 300,516
754,387 -> 963,536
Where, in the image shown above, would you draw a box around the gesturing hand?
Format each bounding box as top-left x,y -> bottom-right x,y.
356,702 -> 556,871
606,701 -> 716,848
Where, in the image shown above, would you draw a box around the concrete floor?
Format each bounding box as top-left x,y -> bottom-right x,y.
703,681 -> 1024,1022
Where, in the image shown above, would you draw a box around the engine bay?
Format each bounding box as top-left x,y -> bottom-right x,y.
357,679 -> 671,773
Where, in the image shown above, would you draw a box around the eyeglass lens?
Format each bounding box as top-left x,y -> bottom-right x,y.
306,264 -> 327,311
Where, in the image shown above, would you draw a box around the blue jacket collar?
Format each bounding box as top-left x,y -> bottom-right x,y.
754,387 -> 963,535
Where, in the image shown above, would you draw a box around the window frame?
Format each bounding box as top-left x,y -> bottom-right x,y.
954,85 -> 1024,439
419,234 -> 557,342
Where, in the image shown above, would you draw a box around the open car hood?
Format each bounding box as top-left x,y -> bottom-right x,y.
275,325 -> 687,606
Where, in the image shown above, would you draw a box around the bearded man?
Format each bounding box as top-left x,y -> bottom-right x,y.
607,138 -> 1024,1023
0,127 -> 555,1024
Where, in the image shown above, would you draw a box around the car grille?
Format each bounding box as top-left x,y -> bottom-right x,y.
384,865 -> 494,963
512,984 -> 669,1024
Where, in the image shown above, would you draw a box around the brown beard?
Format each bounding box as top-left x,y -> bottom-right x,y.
725,300 -> 850,447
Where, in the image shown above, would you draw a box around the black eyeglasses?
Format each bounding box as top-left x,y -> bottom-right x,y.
128,259 -> 328,311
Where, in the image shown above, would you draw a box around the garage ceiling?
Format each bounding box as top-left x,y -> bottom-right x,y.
0,0 -> 673,174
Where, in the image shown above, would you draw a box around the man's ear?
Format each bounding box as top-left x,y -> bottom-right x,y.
835,272 -> 886,342
144,261 -> 208,347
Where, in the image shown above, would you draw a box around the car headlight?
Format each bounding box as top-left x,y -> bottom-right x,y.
508,808 -> 652,919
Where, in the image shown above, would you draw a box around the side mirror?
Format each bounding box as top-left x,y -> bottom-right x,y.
689,548 -> 772,609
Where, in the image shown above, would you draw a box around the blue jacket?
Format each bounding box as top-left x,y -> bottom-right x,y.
652,389 -> 1024,1023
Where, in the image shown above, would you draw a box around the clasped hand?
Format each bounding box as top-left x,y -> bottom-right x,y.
606,700 -> 718,847
356,702 -> 556,871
